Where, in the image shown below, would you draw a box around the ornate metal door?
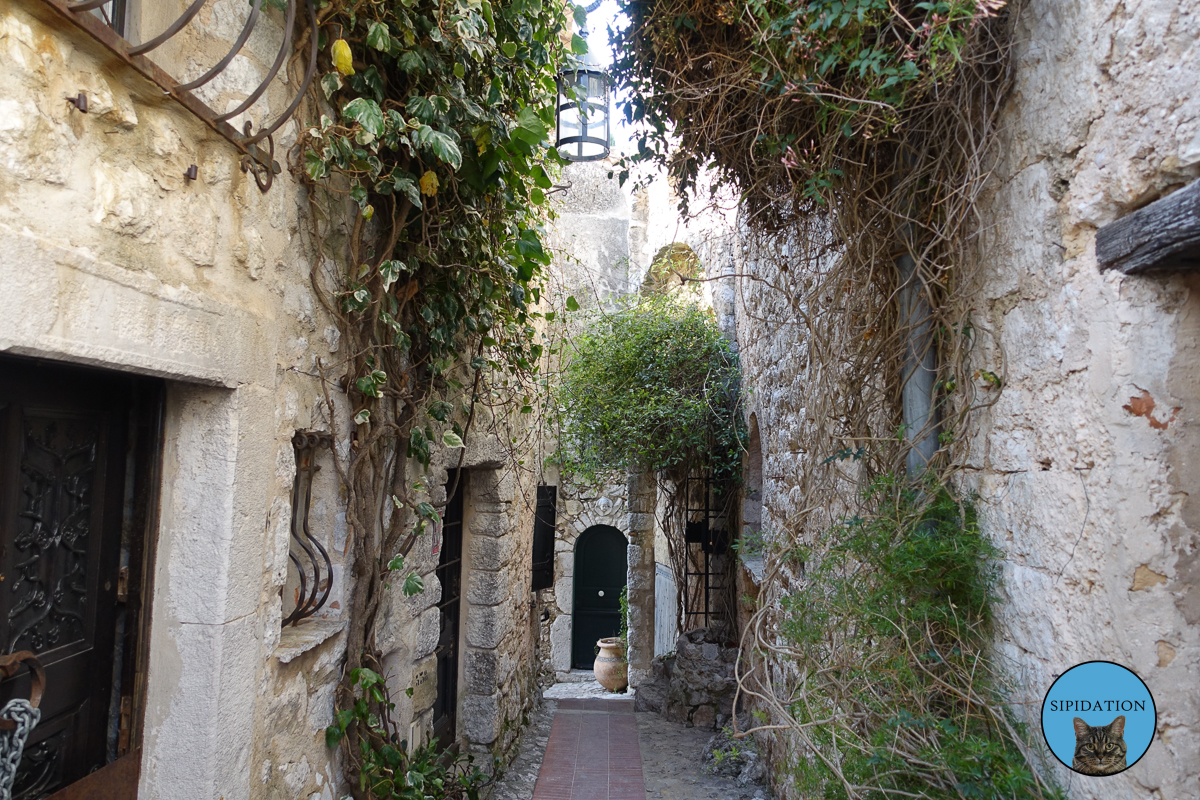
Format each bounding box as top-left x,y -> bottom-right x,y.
0,356 -> 148,798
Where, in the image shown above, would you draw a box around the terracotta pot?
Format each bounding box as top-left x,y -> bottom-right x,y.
594,637 -> 628,692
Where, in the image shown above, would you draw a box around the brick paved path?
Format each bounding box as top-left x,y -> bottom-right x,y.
530,698 -> 646,800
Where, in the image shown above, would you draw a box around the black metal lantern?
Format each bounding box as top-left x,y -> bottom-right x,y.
554,64 -> 611,162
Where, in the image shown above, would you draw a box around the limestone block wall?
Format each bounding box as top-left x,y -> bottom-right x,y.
0,3 -> 545,798
718,0 -> 1200,797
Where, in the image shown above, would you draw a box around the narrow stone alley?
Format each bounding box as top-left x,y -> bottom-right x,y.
489,682 -> 771,800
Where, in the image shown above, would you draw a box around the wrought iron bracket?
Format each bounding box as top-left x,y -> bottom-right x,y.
37,0 -> 319,193
283,430 -> 334,627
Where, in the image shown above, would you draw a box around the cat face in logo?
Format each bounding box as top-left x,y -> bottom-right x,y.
1072,715 -> 1127,775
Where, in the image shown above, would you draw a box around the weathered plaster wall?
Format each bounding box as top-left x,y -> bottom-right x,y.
960,1 -> 1200,795
719,0 -> 1200,797
0,3 -> 544,798
0,3 -> 352,797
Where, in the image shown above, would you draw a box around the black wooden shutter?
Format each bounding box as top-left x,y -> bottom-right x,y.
531,485 -> 557,592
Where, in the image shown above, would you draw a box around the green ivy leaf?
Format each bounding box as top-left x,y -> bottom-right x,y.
515,106 -> 547,141
402,573 -> 425,596
342,97 -> 384,138
320,71 -> 342,99
565,295 -> 580,312
442,430 -> 464,448
571,33 -> 588,54
397,50 -> 424,72
366,21 -> 391,51
407,95 -> 437,124
392,174 -> 423,208
411,125 -> 462,170
304,151 -> 328,181
501,42 -> 517,58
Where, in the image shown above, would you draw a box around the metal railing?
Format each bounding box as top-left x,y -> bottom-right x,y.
40,0 -> 319,191
284,431 -> 334,626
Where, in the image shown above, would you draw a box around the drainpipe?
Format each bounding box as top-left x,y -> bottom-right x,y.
897,251 -> 940,477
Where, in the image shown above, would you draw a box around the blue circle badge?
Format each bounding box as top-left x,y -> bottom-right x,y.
1041,661 -> 1155,776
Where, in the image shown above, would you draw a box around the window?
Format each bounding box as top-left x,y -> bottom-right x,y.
531,486 -> 556,592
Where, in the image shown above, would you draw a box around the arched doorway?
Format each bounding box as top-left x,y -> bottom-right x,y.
572,525 -> 627,669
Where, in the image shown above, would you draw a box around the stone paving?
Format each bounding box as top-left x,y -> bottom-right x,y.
487,683 -> 771,800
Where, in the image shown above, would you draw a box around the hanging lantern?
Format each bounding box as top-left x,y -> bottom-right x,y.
554,64 -> 610,162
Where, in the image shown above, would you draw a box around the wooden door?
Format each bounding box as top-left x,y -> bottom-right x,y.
0,355 -> 159,799
572,526 -> 627,669
431,470 -> 464,747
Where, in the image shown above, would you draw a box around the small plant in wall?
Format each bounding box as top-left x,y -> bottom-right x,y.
327,668 -> 498,800
618,583 -> 630,661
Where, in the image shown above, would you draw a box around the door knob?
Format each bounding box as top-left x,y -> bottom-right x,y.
597,590 -> 605,597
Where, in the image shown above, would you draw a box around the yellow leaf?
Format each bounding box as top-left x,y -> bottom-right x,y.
332,39 -> 355,76
362,204 -> 374,221
419,170 -> 439,197
472,125 -> 491,154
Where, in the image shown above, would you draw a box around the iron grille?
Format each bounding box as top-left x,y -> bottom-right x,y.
41,0 -> 319,191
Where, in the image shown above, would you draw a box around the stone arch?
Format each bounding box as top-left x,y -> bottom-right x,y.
642,242 -> 703,296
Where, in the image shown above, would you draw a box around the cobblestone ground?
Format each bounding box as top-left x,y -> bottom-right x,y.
487,686 -> 771,800
488,697 -> 557,800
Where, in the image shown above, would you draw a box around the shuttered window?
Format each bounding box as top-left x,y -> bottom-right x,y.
531,486 -> 557,591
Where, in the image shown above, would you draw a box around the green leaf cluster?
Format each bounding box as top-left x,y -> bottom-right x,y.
779,476 -> 1063,800
556,296 -> 746,481
307,0 -> 579,464
326,668 -> 495,799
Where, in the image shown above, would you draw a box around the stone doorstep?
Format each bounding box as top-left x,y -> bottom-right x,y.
544,681 -> 636,704
554,669 -> 597,684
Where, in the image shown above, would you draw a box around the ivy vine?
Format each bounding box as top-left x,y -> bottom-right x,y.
294,1 -> 587,794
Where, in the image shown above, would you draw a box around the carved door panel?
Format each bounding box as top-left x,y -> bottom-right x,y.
0,357 -> 134,798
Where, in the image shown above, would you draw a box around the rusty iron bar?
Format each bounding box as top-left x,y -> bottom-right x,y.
40,0 -> 320,192
0,651 -> 46,730
283,431 -> 335,627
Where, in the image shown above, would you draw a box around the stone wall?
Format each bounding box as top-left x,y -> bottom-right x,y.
717,0 -> 1200,797
0,3 -> 545,798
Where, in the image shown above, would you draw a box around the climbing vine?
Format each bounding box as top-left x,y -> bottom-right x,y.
610,0 -> 1053,796
292,1 -> 585,794
556,296 -> 744,482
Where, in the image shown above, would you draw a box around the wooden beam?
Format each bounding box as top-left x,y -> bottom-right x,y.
1097,179 -> 1200,274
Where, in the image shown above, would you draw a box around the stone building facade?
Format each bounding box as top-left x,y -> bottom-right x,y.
710,0 -> 1200,798
0,2 -> 548,798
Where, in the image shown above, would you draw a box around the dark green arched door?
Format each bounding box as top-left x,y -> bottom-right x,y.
572,525 -> 627,669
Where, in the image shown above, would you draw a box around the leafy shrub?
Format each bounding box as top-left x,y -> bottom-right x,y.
555,296 -> 745,482
327,668 -> 496,800
774,477 -> 1061,800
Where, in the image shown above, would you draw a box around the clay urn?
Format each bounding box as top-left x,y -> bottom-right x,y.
594,637 -> 628,692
